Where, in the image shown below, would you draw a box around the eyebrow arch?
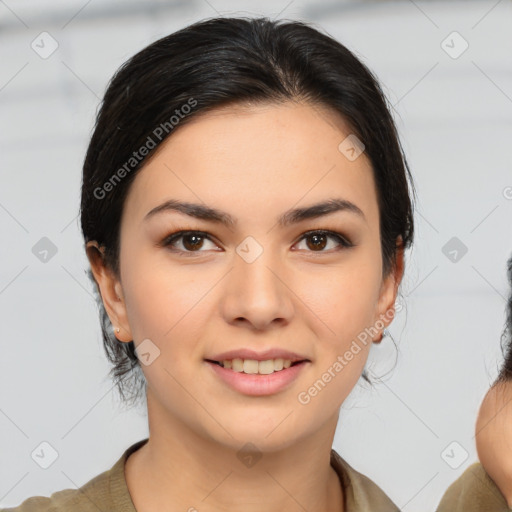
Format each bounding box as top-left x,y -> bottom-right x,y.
144,197 -> 366,227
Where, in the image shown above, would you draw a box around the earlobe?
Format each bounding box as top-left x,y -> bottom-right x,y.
85,241 -> 133,343
373,238 -> 405,341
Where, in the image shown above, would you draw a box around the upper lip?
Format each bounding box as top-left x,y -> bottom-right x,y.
206,348 -> 310,363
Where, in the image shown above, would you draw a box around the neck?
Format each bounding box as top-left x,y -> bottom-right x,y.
125,394 -> 344,512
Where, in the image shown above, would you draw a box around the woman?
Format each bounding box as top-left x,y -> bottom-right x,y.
4,16 -> 415,511
436,254 -> 512,511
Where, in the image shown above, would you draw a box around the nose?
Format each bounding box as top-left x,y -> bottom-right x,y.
220,248 -> 295,331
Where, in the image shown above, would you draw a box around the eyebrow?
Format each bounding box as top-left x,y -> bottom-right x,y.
143,197 -> 366,227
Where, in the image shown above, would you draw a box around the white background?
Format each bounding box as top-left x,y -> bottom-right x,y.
1,0 -> 511,510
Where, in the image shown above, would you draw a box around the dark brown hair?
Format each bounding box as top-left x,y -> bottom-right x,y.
497,254 -> 512,383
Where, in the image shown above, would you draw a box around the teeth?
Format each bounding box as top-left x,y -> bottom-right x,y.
222,358 -> 295,374
243,359 -> 259,374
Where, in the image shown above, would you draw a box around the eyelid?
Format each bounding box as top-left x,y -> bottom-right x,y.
159,228 -> 354,255
296,229 -> 353,247
158,230 -> 221,254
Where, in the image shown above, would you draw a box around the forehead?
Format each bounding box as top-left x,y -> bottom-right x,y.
122,101 -> 378,227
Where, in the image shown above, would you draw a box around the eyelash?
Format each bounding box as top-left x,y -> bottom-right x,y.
160,229 -> 354,256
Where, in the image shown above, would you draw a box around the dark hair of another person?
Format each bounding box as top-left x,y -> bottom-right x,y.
79,16 -> 416,408
497,254 -> 512,383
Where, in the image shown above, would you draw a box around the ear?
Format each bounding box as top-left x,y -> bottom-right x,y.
86,241 -> 133,343
372,236 -> 405,343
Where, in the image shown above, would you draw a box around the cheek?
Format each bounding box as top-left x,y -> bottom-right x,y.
121,248 -> 209,347
121,261 -> 211,395
297,255 -> 382,340
289,258 -> 381,403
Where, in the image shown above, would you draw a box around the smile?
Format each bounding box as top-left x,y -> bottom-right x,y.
205,359 -> 309,396
206,358 -> 304,374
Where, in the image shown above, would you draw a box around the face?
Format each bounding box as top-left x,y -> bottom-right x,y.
88,101 -> 403,452
476,382 -> 512,503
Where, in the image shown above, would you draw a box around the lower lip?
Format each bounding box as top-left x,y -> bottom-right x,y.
205,361 -> 309,396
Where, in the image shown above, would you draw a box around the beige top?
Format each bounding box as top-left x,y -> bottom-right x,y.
436,460 -> 511,511
3,438 -> 510,511
1,438 -> 400,511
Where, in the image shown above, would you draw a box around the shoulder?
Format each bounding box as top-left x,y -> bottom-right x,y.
330,449 -> 400,511
0,468 -> 112,512
436,461 -> 511,511
0,487 -> 104,512
1,439 -> 147,512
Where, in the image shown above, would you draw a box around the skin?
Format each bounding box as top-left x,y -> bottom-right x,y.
87,100 -> 404,512
476,380 -> 512,505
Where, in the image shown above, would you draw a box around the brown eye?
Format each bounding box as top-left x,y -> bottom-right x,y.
295,230 -> 353,252
305,233 -> 328,251
162,230 -> 218,254
181,233 -> 205,251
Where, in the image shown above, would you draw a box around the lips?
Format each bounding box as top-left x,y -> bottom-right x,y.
205,360 -> 304,367
206,358 -> 309,396
206,348 -> 310,363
